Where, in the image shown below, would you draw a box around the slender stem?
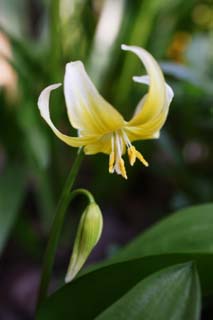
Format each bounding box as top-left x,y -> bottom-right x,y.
36,148 -> 84,310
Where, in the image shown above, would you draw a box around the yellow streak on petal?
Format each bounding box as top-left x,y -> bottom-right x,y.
118,158 -> 128,179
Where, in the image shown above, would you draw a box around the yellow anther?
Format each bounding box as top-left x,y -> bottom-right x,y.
136,150 -> 149,167
127,145 -> 148,167
118,158 -> 128,179
128,146 -> 137,166
109,151 -> 115,173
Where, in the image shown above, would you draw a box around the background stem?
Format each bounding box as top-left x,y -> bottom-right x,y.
50,0 -> 62,81
36,148 -> 84,310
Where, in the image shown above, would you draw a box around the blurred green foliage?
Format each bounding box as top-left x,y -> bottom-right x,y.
0,0 -> 212,318
0,0 -> 212,263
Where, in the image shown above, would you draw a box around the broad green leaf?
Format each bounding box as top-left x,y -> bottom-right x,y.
96,263 -> 201,320
0,164 -> 26,254
112,203 -> 213,261
37,253 -> 212,320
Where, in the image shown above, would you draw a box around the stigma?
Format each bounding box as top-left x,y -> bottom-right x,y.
108,130 -> 149,179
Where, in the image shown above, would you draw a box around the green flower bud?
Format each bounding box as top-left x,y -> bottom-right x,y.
65,202 -> 103,283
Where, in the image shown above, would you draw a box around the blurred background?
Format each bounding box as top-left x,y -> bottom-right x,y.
0,0 -> 212,318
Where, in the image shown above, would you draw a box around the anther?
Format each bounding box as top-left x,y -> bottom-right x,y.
128,146 -> 137,166
136,151 -> 149,167
118,158 -> 128,179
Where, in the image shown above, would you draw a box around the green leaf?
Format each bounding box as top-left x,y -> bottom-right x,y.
113,203 -> 213,260
37,253 -> 212,320
0,164 -> 26,254
88,203 -> 213,273
96,263 -> 201,320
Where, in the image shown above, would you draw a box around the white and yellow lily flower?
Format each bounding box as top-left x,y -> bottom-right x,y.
38,45 -> 174,179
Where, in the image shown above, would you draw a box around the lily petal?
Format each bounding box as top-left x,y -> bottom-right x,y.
84,133 -> 112,155
124,117 -> 164,141
38,84 -> 98,147
134,75 -> 174,104
121,44 -> 166,126
124,77 -> 173,141
124,97 -> 170,141
64,61 -> 124,135
133,75 -> 174,117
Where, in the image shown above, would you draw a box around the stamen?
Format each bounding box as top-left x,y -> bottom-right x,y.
115,132 -> 123,158
114,132 -> 128,179
135,150 -> 149,167
128,146 -> 137,166
109,135 -> 115,173
109,151 -> 115,173
122,130 -> 149,167
122,130 -> 131,148
118,158 -> 127,179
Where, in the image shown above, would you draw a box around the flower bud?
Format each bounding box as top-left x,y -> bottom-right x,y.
65,202 -> 103,283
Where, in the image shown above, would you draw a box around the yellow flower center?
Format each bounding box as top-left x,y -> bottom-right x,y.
108,130 -> 149,179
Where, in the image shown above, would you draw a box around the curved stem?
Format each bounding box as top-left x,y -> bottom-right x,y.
36,148 -> 84,310
71,188 -> 95,204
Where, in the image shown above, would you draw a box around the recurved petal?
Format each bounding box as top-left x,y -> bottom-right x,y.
133,75 -> 174,104
64,61 -> 124,135
38,84 -> 98,147
121,44 -> 166,126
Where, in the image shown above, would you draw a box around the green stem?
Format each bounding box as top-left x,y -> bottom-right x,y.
71,188 -> 95,204
36,148 -> 84,310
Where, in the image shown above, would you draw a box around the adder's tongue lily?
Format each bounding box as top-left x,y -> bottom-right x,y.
38,45 -> 174,179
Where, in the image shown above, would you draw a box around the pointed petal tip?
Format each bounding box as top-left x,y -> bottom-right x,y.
65,60 -> 84,71
132,76 -> 139,82
121,44 -> 129,51
64,273 -> 74,284
132,75 -> 150,85
38,83 -> 62,97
